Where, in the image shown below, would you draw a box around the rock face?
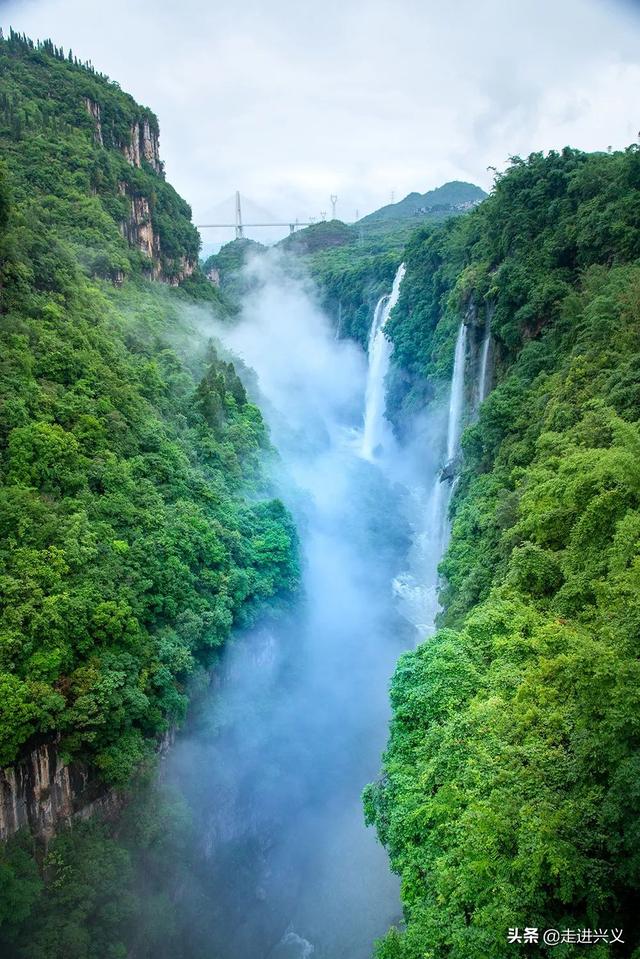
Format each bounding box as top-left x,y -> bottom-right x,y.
171,254 -> 196,286
123,118 -> 162,174
114,119 -> 197,283
121,193 -> 162,275
206,265 -> 221,286
83,97 -> 103,146
120,194 -> 196,284
0,741 -> 119,841
81,101 -> 196,283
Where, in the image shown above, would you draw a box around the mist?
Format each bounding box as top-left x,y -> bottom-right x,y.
148,254 -> 451,959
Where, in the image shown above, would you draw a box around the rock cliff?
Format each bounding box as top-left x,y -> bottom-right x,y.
0,741 -> 120,841
122,117 -> 162,174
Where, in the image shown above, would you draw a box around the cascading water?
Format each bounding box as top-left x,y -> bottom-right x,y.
478,307 -> 493,405
392,321 -> 468,631
138,260 -> 469,959
361,263 -> 405,460
438,321 -> 468,554
446,322 -> 468,464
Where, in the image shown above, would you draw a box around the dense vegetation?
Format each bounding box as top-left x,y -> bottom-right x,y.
0,34 -> 298,786
365,146 -> 640,957
3,26 -> 640,959
0,767 -> 208,958
202,183 -> 486,349
0,35 -> 299,959
0,30 -> 208,285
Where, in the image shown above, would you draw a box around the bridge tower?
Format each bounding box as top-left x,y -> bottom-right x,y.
235,191 -> 244,239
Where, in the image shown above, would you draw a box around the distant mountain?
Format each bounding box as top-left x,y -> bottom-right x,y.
360,180 -> 487,224
262,181 -> 488,271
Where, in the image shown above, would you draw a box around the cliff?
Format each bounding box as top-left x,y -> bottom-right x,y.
0,31 -> 199,284
0,741 -> 118,841
0,32 -> 299,844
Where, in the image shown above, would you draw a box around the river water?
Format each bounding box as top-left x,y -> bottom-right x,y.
156,258 -> 463,959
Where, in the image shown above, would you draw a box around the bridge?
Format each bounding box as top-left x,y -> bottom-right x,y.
196,192 -> 327,239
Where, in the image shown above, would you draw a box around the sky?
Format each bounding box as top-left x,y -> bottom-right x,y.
1,0 -> 639,245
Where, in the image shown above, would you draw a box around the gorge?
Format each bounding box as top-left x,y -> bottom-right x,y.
138,254 -> 474,958
1,27 -> 640,959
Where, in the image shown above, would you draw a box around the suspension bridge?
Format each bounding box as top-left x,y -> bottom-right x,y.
196,191 -> 331,239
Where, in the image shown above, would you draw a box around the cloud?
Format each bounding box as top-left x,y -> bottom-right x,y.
2,0 -> 639,242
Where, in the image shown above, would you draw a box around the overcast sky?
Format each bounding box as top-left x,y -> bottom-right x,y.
2,0 -> 639,244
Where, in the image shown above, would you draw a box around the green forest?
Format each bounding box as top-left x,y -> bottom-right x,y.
364,147 -> 640,957
0,34 -> 298,957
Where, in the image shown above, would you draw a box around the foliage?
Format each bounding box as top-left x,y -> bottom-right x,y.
306,247 -> 400,346
0,777 -> 196,959
0,39 -> 299,784
202,237 -> 267,303
0,30 -> 202,281
266,184 -> 487,348
367,148 -> 640,957
277,218 -> 354,254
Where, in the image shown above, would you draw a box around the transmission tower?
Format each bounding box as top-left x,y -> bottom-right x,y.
330,194 -> 337,219
235,191 -> 244,239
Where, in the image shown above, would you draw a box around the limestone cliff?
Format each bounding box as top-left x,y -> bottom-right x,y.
80,86 -> 198,284
122,117 -> 162,174
0,33 -> 208,841
0,742 -> 120,841
83,96 -> 103,146
121,193 -> 162,273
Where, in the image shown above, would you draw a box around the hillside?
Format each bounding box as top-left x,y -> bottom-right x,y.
359,179 -> 487,225
0,32 -> 298,792
365,146 -> 640,957
259,183 -> 487,349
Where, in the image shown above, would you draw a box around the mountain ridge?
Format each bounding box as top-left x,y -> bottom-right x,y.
359,179 -> 487,225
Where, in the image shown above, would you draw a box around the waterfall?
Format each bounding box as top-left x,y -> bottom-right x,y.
430,321 -> 468,567
478,305 -> 493,404
392,321 -> 468,634
445,323 -> 467,464
478,329 -> 491,403
361,263 -> 405,460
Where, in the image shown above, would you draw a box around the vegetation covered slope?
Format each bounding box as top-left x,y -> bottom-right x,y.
358,180 -> 486,225
0,33 -> 298,786
365,147 -> 640,958
201,182 -> 487,349
275,185 -> 486,348
0,30 -> 207,286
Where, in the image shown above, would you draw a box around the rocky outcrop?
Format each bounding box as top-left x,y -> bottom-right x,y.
0,741 -> 119,841
83,96 -> 103,146
122,194 -> 161,268
120,195 -> 195,283
206,265 -> 221,287
123,118 -> 162,174
168,255 -> 196,286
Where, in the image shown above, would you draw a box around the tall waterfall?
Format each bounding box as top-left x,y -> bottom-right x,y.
478,307 -> 493,405
361,263 -> 405,460
446,322 -> 467,464
392,321 -> 468,634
